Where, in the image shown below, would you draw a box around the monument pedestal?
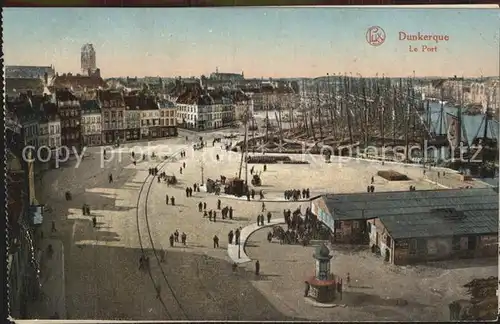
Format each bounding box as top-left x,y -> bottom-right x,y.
306,276 -> 336,303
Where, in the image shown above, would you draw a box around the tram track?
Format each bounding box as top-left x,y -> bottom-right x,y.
135,149 -> 189,320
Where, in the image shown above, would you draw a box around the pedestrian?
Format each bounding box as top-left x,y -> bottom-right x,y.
133,160 -> 136,166
213,211 -> 217,222
171,196 -> 175,206
180,167 -> 183,175
235,228 -> 240,245
251,189 -> 255,199
267,211 -> 272,224
371,176 -> 374,184
174,230 -> 179,242
261,202 -> 266,212
228,230 -> 234,244
213,235 -> 219,248
255,260 -> 260,275
166,194 -> 169,205
86,205 -> 90,216
160,250 -> 166,262
92,216 -> 97,228
203,202 -> 207,211
198,202 -> 203,212
183,162 -> 186,168
139,256 -> 144,270
217,199 -> 221,210
257,215 -> 261,226
267,231 -> 272,243
204,210 -> 208,218
109,173 -> 113,183
229,206 -> 233,220
169,234 -> 174,247
185,187 -> 190,197
189,187 -> 193,197
367,185 -> 370,193
155,285 -> 161,299
263,164 -> 267,172
82,204 -> 86,215
51,221 -> 57,232
181,232 -> 187,245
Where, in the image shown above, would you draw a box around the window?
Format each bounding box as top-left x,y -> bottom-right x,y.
385,234 -> 391,248
367,222 -> 371,233
467,236 -> 477,250
353,221 -> 359,229
334,220 -> 341,230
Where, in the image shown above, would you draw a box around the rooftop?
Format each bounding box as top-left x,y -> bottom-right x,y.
321,188 -> 499,220
379,208 -> 498,239
5,78 -> 45,96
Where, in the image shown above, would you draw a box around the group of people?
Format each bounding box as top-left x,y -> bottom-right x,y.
228,228 -> 241,245
200,199 -> 235,221
366,185 -> 376,192
185,184 -> 200,197
247,189 -> 265,200
82,204 -> 97,227
249,164 -> 267,175
256,211 -> 272,226
284,188 -> 310,201
165,194 -> 176,206
169,229 -> 187,247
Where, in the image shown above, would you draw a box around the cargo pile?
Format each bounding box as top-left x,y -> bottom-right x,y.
377,170 -> 410,181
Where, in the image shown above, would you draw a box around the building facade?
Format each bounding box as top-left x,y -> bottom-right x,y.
38,101 -> 61,155
56,89 -> 82,150
158,100 -> 178,137
81,100 -> 102,146
140,98 -> 161,139
124,96 -> 141,141
100,90 -> 126,144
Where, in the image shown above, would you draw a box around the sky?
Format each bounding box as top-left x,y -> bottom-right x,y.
3,7 -> 500,78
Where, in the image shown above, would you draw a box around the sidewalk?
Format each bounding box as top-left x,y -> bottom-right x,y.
227,218 -> 285,264
28,239 -> 66,319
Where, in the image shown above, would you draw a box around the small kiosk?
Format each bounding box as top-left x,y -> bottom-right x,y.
306,243 -> 337,303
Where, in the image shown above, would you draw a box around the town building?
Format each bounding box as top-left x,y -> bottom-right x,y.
308,187 -> 498,265
139,97 -> 161,139
51,73 -> 106,94
81,99 -> 103,146
158,100 -> 178,138
38,100 -> 61,154
175,83 -> 236,130
99,90 -> 126,144
124,95 -> 142,141
6,65 -> 55,79
229,89 -> 254,121
81,43 -> 97,76
56,89 -> 82,150
6,94 -> 40,148
5,78 -> 47,98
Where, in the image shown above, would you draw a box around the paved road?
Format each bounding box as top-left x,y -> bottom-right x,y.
34,133 -> 302,320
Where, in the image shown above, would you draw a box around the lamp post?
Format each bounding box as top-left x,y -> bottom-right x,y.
238,239 -> 241,259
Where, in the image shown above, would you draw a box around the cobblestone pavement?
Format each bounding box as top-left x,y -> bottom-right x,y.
245,229 -> 498,322
32,130 -> 487,320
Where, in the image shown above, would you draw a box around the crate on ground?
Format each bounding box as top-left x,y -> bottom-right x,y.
246,155 -> 291,164
377,170 -> 410,181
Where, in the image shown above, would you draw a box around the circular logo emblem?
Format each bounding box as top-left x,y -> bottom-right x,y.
366,26 -> 386,46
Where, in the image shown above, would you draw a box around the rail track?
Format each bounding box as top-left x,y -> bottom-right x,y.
135,149 -> 189,320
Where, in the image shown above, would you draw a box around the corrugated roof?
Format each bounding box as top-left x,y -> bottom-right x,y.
379,209 -> 498,239
323,188 -> 498,220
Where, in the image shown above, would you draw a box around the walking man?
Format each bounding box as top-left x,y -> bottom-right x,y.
213,235 -> 219,248
255,260 -> 260,275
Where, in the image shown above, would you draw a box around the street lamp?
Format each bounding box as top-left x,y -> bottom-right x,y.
238,239 -> 241,259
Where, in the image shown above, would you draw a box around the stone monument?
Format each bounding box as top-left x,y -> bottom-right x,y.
305,243 -> 336,303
